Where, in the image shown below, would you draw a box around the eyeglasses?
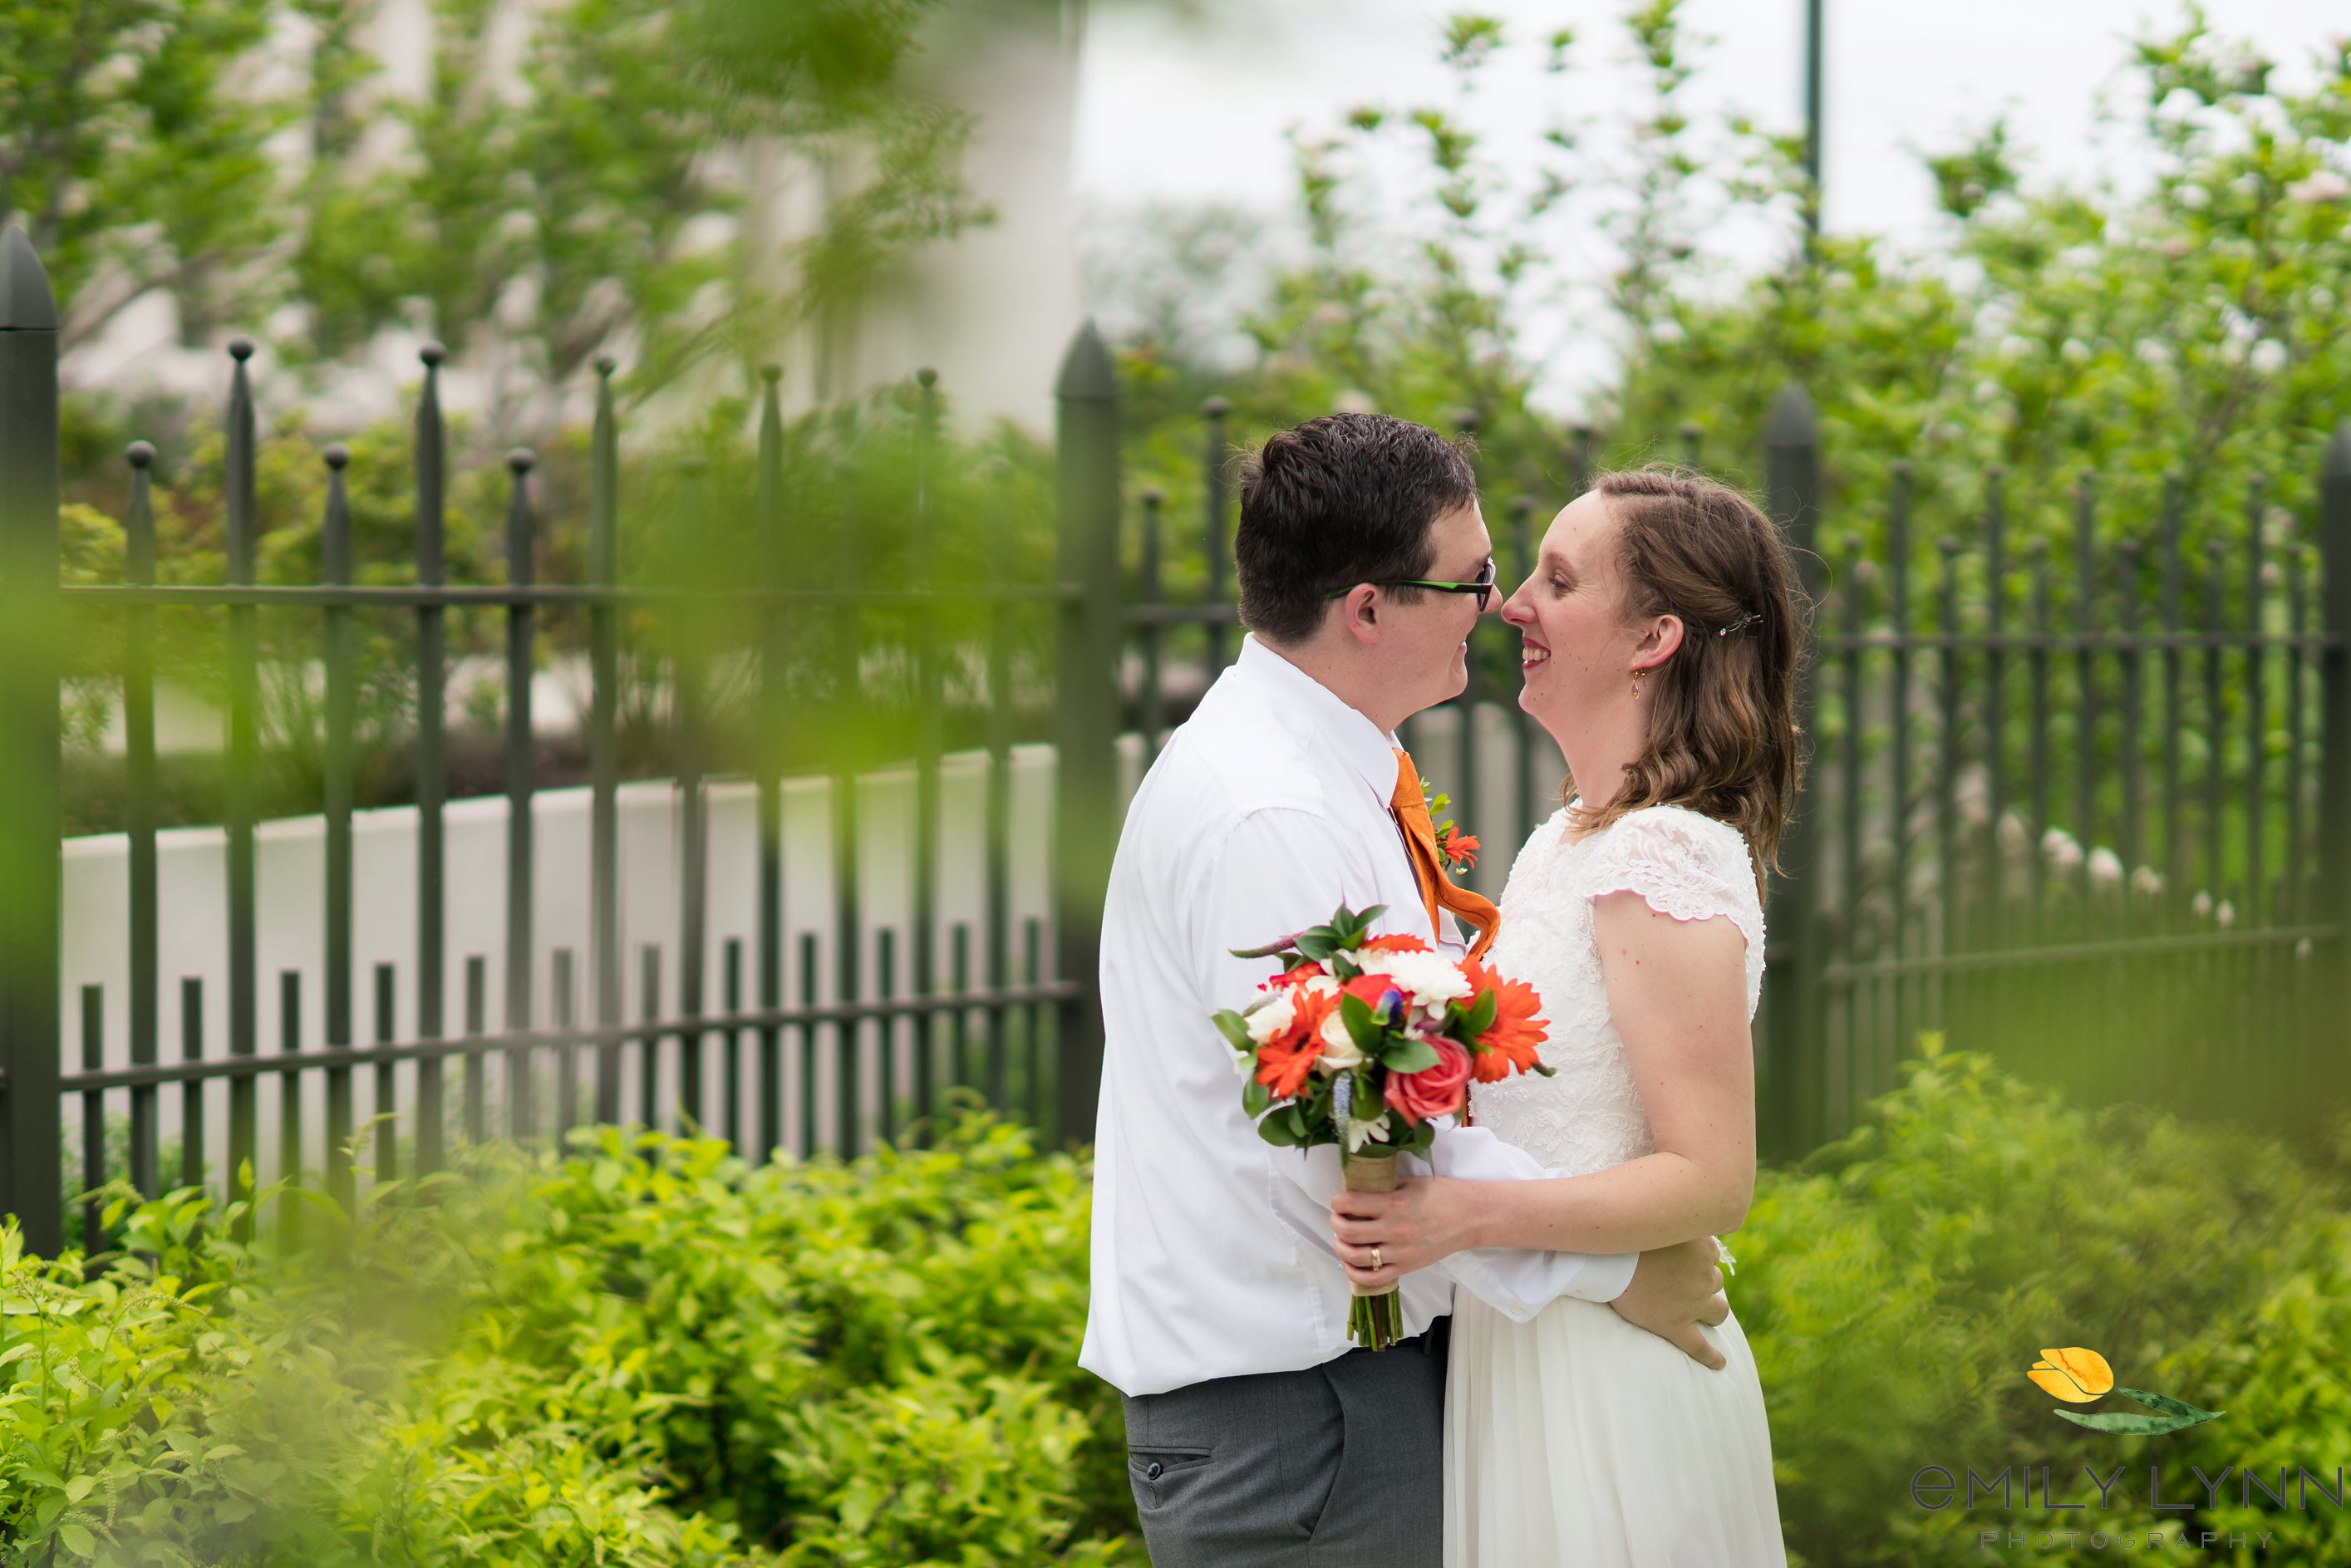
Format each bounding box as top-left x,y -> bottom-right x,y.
1326,557 -> 1499,612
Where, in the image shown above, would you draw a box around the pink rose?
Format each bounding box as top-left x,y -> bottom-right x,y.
1382,1035 -> 1471,1125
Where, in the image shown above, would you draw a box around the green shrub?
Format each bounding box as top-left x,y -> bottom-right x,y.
0,1114 -> 1138,1567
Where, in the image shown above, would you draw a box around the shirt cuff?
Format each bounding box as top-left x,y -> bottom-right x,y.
1414,1123 -> 1639,1316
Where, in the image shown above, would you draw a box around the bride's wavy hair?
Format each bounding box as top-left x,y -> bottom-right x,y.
1567,469 -> 1809,894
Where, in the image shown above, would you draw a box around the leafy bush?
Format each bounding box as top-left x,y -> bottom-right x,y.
0,1114 -> 1138,1567
1734,1037 -> 2347,1566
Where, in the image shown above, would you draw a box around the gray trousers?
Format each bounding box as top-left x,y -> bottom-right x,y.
1120,1323 -> 1448,1567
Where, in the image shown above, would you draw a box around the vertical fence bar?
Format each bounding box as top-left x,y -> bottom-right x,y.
1511,495 -> 1537,848
755,366 -> 785,1159
985,484 -> 1014,1114
1569,425 -> 1594,498
951,922 -> 971,1092
2287,529 -> 2309,926
278,970 -> 302,1248
1054,322 -> 1123,1147
79,986 -> 101,1252
553,948 -> 578,1139
912,367 -> 942,1139
0,226 -> 61,1250
463,955 -> 486,1142
1139,489 -> 1166,750
1203,397 -> 1232,676
2317,424 -> 2351,1074
223,338 -> 260,1236
1453,412 -> 1482,869
1836,533 -> 1864,1123
2244,478 -> 2267,924
414,343 -> 448,1174
797,931 -> 819,1157
2073,474 -> 2098,907
1935,539 -> 1962,1032
1886,464 -> 1914,1074
2203,538 -> 2227,905
2029,540 -> 2053,922
878,929 -> 898,1142
638,944 -> 662,1130
1762,383 -> 1820,1158
1983,470 -> 2008,939
833,784 -> 860,1157
676,546 -> 706,1137
123,444 -> 166,1212
372,962 -> 395,1180
721,939 -> 740,1148
590,359 -> 622,1127
2161,476 -> 2186,899
2119,539 -> 2147,877
504,450 -> 538,1138
179,979 -> 203,1191
322,446 -> 357,1215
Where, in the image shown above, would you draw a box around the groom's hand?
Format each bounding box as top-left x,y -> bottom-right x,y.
1610,1238 -> 1730,1369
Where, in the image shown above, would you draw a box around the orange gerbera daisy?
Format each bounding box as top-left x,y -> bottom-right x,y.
1357,933 -> 1432,954
1255,986 -> 1340,1099
1439,827 -> 1480,869
1267,960 -> 1328,989
1462,960 -> 1547,1082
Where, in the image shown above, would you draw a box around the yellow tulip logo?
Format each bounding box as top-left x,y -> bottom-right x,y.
2027,1347 -> 2222,1435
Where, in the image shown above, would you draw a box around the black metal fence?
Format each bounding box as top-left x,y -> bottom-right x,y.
3,212 -> 2349,1254
1121,387 -> 2351,1159
0,229 -> 1123,1256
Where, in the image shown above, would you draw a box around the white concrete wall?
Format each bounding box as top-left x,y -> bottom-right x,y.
62,746 -> 1060,1192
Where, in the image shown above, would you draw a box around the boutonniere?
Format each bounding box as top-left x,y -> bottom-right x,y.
1419,776 -> 1480,873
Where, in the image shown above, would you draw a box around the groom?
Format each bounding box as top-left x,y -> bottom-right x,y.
1080,413 -> 1731,1566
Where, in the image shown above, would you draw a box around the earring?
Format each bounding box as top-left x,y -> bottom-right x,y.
1630,667 -> 1645,696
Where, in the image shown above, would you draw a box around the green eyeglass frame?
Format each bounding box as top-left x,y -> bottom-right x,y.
1325,557 -> 1498,612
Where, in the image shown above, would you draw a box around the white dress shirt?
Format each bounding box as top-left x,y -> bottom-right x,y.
1080,636 -> 1638,1398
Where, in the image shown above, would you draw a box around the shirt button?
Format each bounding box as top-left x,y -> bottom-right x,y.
1146,1462 -> 1164,1481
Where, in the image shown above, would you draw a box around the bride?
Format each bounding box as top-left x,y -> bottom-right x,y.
1328,469 -> 1800,1566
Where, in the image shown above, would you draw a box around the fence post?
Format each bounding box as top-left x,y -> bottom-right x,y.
2319,420 -> 2351,1092
0,228 -> 61,1255
1763,381 -> 1822,1161
1054,322 -> 1121,1148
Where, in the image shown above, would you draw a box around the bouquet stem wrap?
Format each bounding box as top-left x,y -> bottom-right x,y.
1343,1149 -> 1404,1350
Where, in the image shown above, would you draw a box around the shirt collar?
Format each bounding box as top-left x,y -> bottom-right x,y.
1233,635 -> 1401,805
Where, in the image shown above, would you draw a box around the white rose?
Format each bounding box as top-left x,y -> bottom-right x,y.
1245,990 -> 1296,1046
1316,1010 -> 1365,1072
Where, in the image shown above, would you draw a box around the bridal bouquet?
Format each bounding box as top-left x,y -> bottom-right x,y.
1212,903 -> 1552,1349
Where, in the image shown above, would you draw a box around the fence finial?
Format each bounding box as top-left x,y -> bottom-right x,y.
1764,381 -> 1817,450
0,227 -> 57,332
1055,319 -> 1116,402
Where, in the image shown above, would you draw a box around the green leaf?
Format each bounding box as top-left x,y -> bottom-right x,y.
2117,1388 -> 2226,1424
1259,1113 -> 1302,1148
1339,993 -> 1386,1052
1461,990 -> 1498,1036
1382,1038 -> 1441,1073
1294,932 -> 1338,963
2052,1408 -> 2221,1436
1242,1077 -> 1271,1118
57,1522 -> 96,1558
1212,1010 -> 1257,1053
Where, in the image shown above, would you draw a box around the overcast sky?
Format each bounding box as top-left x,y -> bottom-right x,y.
1072,0 -> 2344,247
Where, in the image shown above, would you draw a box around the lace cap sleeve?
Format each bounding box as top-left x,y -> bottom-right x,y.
1581,806 -> 1766,1010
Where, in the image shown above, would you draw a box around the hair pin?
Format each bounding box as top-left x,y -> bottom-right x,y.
1717,612 -> 1762,638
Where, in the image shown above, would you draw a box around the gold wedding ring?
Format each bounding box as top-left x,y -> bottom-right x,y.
1371,1246 -> 1383,1272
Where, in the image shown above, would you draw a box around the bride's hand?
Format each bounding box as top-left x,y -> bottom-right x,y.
1330,1177 -> 1481,1287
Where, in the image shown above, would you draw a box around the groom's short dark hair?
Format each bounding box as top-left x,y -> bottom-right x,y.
1234,413 -> 1479,645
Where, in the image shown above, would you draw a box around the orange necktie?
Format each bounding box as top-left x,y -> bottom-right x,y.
1390,747 -> 1499,961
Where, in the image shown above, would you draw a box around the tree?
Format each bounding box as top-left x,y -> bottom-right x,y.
0,0 -> 298,349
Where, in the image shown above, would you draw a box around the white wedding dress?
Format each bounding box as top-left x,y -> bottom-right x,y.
1447,804 -> 1787,1566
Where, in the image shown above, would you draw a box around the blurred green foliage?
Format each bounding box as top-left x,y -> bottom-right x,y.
5,0 -> 981,415
1106,4 -> 2351,607
1,1112 -> 1138,1566
12,1045 -> 2351,1565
